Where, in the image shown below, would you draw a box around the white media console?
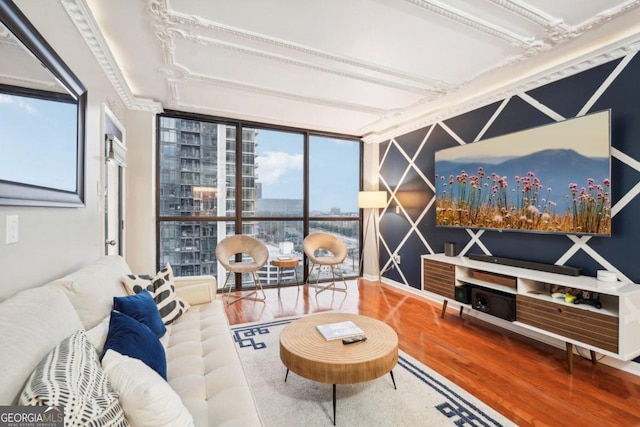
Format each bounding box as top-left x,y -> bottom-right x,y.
421,253 -> 640,373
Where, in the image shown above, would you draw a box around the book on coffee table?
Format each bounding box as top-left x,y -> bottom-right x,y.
316,320 -> 365,341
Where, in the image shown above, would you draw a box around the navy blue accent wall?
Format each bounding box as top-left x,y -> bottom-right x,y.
379,53 -> 640,289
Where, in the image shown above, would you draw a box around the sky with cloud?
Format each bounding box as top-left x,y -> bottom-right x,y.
0,93 -> 77,191
255,129 -> 359,213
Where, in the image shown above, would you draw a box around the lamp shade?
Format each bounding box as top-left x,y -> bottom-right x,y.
358,191 -> 387,209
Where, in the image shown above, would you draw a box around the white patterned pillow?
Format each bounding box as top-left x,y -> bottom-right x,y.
20,330 -> 128,426
121,264 -> 190,325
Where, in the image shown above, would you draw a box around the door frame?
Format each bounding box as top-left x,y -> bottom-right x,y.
102,105 -> 126,256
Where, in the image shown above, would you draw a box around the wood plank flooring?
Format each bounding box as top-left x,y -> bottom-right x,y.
224,280 -> 640,427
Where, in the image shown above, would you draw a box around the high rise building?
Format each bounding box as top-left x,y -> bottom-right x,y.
158,117 -> 258,278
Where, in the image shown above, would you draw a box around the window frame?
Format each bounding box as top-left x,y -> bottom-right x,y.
156,110 -> 363,290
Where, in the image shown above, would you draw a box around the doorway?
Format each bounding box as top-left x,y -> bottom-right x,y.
104,108 -> 126,256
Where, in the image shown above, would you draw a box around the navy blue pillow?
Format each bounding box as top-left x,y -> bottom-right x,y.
113,291 -> 166,338
101,310 -> 167,380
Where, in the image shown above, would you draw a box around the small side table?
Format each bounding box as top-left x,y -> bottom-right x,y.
271,258 -> 300,294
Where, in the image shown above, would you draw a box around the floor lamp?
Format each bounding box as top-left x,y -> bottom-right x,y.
358,191 -> 387,292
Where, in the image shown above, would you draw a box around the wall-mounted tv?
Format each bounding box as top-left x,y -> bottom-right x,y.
434,110 -> 611,236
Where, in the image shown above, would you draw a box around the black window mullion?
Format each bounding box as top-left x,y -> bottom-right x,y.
303,131 -> 310,285
359,140 -> 364,276
234,122 -> 243,290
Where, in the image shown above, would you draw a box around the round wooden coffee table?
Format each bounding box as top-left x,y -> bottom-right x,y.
279,312 -> 398,425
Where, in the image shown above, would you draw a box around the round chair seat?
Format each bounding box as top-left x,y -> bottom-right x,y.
311,255 -> 343,265
229,261 -> 261,273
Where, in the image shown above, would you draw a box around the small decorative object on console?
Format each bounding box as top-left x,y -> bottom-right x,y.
597,270 -> 618,282
573,290 -> 602,309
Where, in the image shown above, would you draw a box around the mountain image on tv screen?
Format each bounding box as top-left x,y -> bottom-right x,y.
434,110 -> 611,236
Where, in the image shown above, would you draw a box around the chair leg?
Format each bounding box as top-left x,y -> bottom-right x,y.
252,271 -> 267,301
305,263 -> 317,287
224,271 -> 266,305
315,265 -> 330,294
328,265 -> 347,293
306,263 -> 328,294
223,272 -> 234,304
310,264 -> 347,294
314,265 -> 331,294
334,265 -> 348,291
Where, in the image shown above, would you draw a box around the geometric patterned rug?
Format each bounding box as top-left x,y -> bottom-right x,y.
231,317 -> 516,427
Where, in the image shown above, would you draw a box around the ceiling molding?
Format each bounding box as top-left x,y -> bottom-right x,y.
486,0 -> 570,34
61,0 -> 163,113
164,61 -> 391,116
154,25 -> 399,119
394,0 -> 640,104
363,33 -> 640,143
547,0 -> 640,42
147,0 -> 448,89
402,0 -> 546,49
164,79 -> 358,134
165,28 -> 441,97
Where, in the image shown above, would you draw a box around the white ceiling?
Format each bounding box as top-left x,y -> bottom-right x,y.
18,1 -> 640,141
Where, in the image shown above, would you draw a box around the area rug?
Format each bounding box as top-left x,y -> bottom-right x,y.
231,317 -> 516,427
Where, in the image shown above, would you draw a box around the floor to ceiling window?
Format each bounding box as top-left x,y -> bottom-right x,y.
157,112 -> 361,291
308,135 -> 360,282
245,128 -> 305,287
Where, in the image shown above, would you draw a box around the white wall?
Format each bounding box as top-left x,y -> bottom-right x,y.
0,1 -> 128,300
124,110 -> 157,274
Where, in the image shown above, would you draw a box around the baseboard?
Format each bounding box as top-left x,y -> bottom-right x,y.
380,278 -> 640,377
361,273 -> 379,282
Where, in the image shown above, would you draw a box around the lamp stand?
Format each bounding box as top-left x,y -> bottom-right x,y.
359,208 -> 382,293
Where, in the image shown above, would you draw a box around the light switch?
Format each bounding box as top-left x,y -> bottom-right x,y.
6,215 -> 18,244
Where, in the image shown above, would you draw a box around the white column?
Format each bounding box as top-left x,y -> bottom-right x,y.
124,110 -> 157,273
361,142 -> 381,279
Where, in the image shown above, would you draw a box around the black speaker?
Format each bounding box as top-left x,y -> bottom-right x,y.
468,253 -> 581,276
444,242 -> 457,257
454,285 -> 472,304
471,288 -> 516,321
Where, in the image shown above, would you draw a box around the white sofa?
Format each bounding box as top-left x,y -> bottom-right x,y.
0,255 -> 263,427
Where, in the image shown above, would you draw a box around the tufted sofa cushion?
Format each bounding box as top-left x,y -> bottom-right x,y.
162,299 -> 262,427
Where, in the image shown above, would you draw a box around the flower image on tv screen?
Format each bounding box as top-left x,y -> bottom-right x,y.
434,110 -> 611,236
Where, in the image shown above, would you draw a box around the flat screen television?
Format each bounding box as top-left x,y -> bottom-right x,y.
434,110 -> 611,236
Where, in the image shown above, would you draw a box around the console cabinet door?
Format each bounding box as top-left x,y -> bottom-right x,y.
423,259 -> 455,299
517,295 -> 619,353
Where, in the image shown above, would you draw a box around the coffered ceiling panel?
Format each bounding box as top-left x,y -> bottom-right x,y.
176,79 -> 380,132
46,0 -> 640,139
174,39 -> 424,110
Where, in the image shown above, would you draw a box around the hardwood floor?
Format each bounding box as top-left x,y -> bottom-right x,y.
224,280 -> 640,427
